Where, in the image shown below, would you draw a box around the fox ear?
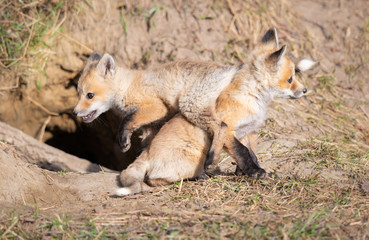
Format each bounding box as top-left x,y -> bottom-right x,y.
268,45 -> 286,66
85,51 -> 101,65
96,53 -> 116,77
89,51 -> 102,61
296,59 -> 316,72
261,27 -> 279,49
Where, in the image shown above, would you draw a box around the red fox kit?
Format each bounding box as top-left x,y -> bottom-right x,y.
204,27 -> 315,172
114,115 -> 266,196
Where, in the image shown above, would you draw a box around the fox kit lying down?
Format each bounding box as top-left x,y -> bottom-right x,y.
204,27 -> 316,172
115,114 -> 210,196
73,49 -> 258,176
115,113 -> 266,196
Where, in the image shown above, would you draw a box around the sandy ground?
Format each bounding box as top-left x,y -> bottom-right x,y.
0,0 -> 368,238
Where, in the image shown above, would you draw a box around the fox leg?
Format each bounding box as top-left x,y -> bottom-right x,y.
117,101 -> 168,152
179,104 -> 228,172
225,134 -> 266,179
118,109 -> 137,152
204,121 -> 228,172
235,132 -> 260,175
178,66 -> 237,173
115,155 -> 151,196
241,132 -> 258,153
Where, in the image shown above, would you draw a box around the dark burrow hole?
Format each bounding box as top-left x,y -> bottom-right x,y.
44,111 -> 142,172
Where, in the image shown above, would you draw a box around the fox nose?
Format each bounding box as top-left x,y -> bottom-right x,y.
303,88 -> 307,94
73,110 -> 78,116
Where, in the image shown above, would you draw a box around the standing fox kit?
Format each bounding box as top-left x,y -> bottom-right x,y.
204,27 -> 316,171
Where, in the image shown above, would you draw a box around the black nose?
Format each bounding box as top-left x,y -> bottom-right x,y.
73,110 -> 78,116
303,88 -> 307,94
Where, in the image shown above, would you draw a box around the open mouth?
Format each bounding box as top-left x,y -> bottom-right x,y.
82,110 -> 96,122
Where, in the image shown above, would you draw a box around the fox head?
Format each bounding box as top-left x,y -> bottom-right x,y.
73,52 -> 117,122
252,27 -> 315,100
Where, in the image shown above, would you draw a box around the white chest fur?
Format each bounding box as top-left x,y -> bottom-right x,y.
233,94 -> 270,140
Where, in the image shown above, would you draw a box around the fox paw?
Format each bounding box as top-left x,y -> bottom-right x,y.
236,167 -> 266,179
204,163 -> 218,173
197,172 -> 211,180
204,151 -> 218,172
118,136 -> 131,152
248,168 -> 266,179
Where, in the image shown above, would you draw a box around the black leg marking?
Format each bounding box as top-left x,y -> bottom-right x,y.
204,134 -> 215,171
235,166 -> 243,176
233,137 -> 266,179
248,144 -> 261,168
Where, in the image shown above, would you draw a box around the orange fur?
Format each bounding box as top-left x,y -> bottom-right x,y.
278,59 -> 294,90
204,28 -> 311,173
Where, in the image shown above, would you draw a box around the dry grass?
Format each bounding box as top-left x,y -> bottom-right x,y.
0,175 -> 367,239
0,0 -> 76,90
0,0 -> 368,239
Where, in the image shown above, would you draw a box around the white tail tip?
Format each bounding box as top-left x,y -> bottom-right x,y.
297,59 -> 316,72
115,188 -> 132,196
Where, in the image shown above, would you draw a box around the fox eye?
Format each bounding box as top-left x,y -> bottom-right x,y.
287,76 -> 293,84
87,93 -> 95,99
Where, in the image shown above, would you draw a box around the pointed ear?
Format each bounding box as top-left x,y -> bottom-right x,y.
261,27 -> 279,49
96,53 -> 116,77
267,45 -> 286,66
296,59 -> 316,72
85,51 -> 101,65
89,51 -> 102,61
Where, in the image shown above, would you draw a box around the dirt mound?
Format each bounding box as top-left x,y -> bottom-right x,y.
0,141 -> 118,206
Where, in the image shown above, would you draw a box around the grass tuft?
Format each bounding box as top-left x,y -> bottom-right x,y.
0,0 -> 75,89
